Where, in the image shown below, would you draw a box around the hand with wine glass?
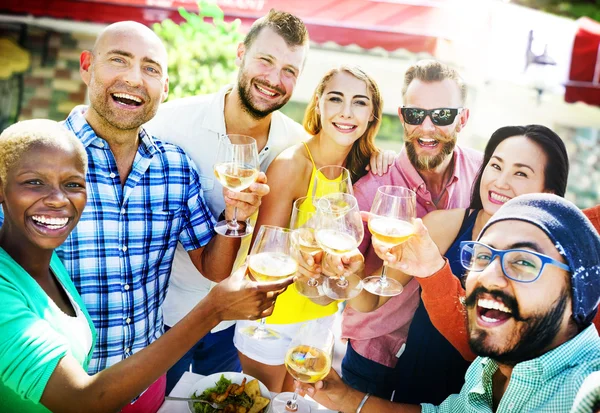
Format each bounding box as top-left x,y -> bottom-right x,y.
361,186 -> 417,297
271,322 -> 335,413
289,197 -> 326,299
240,225 -> 298,341
370,217 -> 446,278
214,133 -> 264,237
314,193 -> 364,300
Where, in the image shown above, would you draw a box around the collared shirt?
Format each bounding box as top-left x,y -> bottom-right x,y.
341,144 -> 483,367
58,106 -> 215,373
144,85 -> 306,331
422,325 -> 600,413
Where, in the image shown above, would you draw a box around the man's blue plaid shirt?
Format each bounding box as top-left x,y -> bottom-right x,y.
27,106 -> 215,373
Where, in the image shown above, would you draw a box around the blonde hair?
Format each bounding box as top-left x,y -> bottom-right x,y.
402,59 -> 467,104
0,119 -> 88,183
303,66 -> 382,183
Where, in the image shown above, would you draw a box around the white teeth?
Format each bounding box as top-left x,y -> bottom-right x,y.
333,123 -> 355,130
256,85 -> 276,96
32,215 -> 68,228
490,192 -> 511,203
478,298 -> 512,314
112,93 -> 142,103
419,138 -> 437,143
481,314 -> 499,323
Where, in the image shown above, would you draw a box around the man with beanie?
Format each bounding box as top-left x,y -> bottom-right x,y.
295,193 -> 600,413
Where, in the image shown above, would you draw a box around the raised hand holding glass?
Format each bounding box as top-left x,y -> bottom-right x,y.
213,134 -> 259,237
363,186 -> 416,296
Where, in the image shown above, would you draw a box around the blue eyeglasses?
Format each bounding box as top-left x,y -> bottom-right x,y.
459,241 -> 570,283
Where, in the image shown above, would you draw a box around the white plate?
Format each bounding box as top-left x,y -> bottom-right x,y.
187,372 -> 271,413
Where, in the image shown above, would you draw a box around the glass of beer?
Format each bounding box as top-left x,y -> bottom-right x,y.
213,134 -> 259,237
315,193 -> 364,300
290,197 -> 325,298
240,225 -> 298,340
272,322 -> 334,413
363,186 -> 416,296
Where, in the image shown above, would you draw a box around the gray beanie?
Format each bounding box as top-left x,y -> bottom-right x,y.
479,193 -> 600,327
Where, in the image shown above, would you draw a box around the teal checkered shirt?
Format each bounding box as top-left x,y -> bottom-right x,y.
421,325 -> 600,413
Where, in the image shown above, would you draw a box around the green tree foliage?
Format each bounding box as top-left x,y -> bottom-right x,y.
514,0 -> 600,21
153,1 -> 243,100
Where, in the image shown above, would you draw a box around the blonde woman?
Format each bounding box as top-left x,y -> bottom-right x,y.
234,66 -> 387,391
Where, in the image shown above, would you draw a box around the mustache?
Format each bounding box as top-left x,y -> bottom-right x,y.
404,128 -> 456,144
253,78 -> 285,96
465,286 -> 526,322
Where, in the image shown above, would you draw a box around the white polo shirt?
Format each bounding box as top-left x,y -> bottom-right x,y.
145,85 -> 307,332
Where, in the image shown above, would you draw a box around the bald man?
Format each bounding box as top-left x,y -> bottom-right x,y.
0,21 -> 272,412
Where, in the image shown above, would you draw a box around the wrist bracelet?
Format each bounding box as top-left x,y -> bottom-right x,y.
356,393 -> 371,413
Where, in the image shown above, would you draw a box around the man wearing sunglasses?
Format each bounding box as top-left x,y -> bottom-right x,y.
340,60 -> 483,402
299,193 -> 600,413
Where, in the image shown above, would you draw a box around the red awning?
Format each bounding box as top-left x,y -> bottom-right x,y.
1,0 -> 453,54
565,17 -> 600,107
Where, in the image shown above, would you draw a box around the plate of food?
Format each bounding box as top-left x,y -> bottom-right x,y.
187,372 -> 271,413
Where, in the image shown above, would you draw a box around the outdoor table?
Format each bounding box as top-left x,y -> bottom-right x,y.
157,371 -> 336,413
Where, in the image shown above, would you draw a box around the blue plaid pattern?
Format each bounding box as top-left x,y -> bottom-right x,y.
36,107 -> 214,374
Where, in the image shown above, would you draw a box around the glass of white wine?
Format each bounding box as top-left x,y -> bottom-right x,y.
363,186 -> 416,296
315,193 -> 364,300
290,197 -> 324,298
272,322 -> 334,413
241,225 -> 298,340
312,165 -> 353,202
213,134 -> 259,237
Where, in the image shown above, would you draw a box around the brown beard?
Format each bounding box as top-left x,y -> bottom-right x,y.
404,127 -> 458,171
237,59 -> 289,120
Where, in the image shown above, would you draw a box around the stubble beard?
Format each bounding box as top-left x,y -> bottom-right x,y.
237,65 -> 289,120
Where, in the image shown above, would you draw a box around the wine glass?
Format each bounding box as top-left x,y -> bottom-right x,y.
272,322 -> 335,413
240,225 -> 298,340
362,186 -> 416,296
312,165 -> 353,202
213,134 -> 259,237
289,197 -> 324,298
315,193 -> 364,300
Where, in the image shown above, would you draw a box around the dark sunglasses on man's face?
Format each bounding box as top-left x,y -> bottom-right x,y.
400,107 -> 463,126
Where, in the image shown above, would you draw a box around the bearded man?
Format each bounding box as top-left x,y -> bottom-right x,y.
301,193 -> 600,413
340,60 -> 483,403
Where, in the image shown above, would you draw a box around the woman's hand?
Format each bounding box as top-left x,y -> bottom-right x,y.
366,149 -> 396,176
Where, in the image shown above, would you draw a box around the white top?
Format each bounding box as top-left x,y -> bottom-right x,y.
145,85 -> 307,331
53,281 -> 94,356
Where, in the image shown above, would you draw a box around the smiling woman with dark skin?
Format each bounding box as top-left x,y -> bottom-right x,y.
0,119 -> 294,413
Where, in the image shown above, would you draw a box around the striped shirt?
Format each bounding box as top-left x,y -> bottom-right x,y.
421,325 -> 600,413
59,106 -> 215,374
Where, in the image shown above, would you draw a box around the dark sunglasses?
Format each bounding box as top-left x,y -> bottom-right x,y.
400,107 -> 463,126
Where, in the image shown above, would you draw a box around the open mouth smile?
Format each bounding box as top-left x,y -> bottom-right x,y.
254,83 -> 281,99
111,92 -> 144,107
489,191 -> 511,205
417,137 -> 439,149
30,215 -> 71,232
477,297 -> 513,327
333,122 -> 357,133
